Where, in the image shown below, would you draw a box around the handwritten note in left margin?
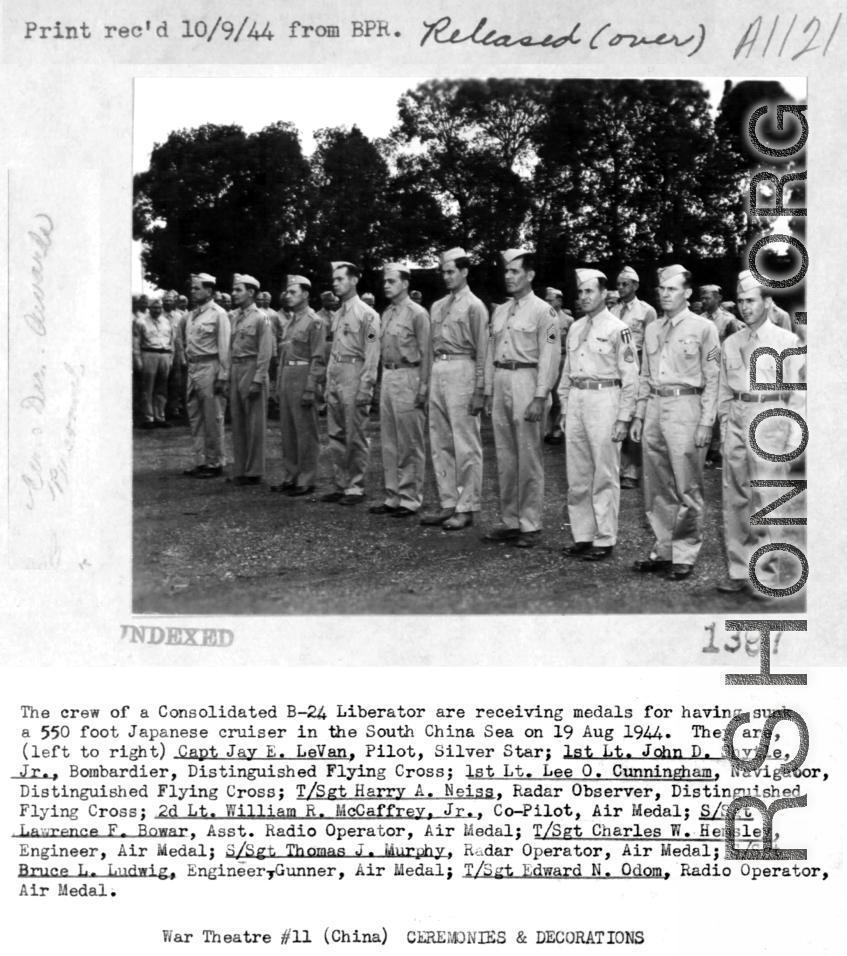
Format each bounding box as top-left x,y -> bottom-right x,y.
7,168 -> 99,570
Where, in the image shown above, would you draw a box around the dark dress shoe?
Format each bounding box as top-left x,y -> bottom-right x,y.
442,512 -> 473,530
339,494 -> 365,506
195,466 -> 223,479
419,510 -> 454,526
182,465 -> 206,476
369,504 -> 399,515
270,482 -> 296,493
620,477 -> 639,489
320,491 -> 346,503
512,531 -> 541,548
716,578 -> 747,593
564,541 -> 593,556
583,546 -> 613,562
665,564 -> 694,580
289,485 -> 316,497
632,557 -> 671,573
389,508 -> 417,519
483,527 -> 520,542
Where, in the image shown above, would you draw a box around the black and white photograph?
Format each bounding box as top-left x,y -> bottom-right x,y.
132,76 -> 808,616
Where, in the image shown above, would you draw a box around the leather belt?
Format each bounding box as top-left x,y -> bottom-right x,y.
383,361 -> 420,370
187,354 -> 218,365
649,386 -> 703,397
282,360 -> 309,366
494,361 -> 537,370
334,356 -> 363,364
570,378 -> 621,389
732,390 -> 789,403
231,356 -> 257,364
434,352 -> 472,361
141,347 -> 171,354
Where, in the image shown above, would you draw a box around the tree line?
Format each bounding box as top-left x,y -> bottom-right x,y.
134,78 -> 800,298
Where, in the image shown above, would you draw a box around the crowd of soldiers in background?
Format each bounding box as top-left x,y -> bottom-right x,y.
132,252 -> 804,597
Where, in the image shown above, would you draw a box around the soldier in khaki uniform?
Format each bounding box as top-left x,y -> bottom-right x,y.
133,296 -> 174,429
162,292 -> 185,421
420,247 -> 489,529
257,291 -> 282,409
315,291 -> 339,416
716,270 -> 805,595
369,263 -> 431,518
629,265 -> 721,581
701,285 -> 741,344
558,269 -> 639,561
767,298 -> 793,332
270,276 -> 326,497
182,273 -> 231,477
228,274 -> 272,486
483,249 -> 560,548
612,266 -> 658,489
544,287 -> 572,445
322,261 -> 381,505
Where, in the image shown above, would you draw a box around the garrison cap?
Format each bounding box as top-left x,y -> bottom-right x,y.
618,266 -> 639,281
233,274 -> 260,290
700,284 -> 722,294
501,248 -> 533,266
320,290 -> 335,299
361,293 -> 376,304
737,270 -> 765,294
192,272 -> 217,285
441,246 -> 468,265
383,262 -> 411,277
657,264 -> 689,283
331,260 -> 358,272
575,268 -> 606,285
286,275 -> 311,288
546,287 -> 563,298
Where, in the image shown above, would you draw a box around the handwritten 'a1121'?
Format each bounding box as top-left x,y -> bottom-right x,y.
735,14 -> 841,60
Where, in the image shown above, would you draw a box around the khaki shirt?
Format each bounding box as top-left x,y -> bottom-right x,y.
430,286 -> 489,391
133,312 -> 174,355
183,301 -> 231,381
380,295 -> 432,396
611,297 -> 657,352
230,303 -> 272,385
279,308 -> 327,393
705,306 -> 742,343
329,295 -> 381,396
484,292 -> 560,400
635,308 -> 721,426
717,318 -> 804,426
558,308 -> 639,421
767,301 -> 793,332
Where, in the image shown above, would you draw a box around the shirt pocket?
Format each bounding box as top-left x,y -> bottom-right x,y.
671,335 -> 700,373
588,335 -> 613,355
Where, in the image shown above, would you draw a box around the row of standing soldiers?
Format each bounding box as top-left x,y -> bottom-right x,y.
132,251 -> 804,597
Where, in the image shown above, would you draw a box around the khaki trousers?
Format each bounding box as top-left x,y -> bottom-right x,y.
279,364 -> 319,489
327,361 -> 370,496
491,368 -> 549,532
428,358 -> 482,513
187,359 -> 226,467
140,351 -> 172,423
566,387 -> 621,546
230,359 -> 267,478
380,367 -> 426,511
642,394 -> 707,565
